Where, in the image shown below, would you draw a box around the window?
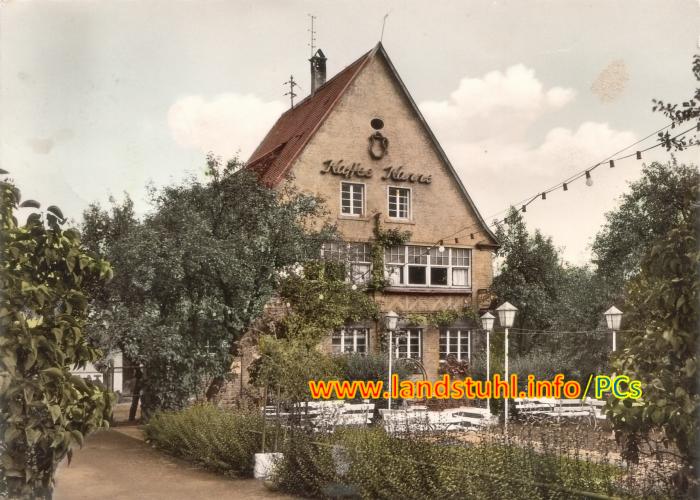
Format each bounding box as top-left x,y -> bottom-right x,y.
347,243 -> 371,284
384,245 -> 406,285
341,182 -> 364,216
388,187 -> 410,219
332,327 -> 369,354
322,241 -> 372,284
451,248 -> 471,287
439,329 -> 472,361
394,328 -> 422,359
384,246 -> 472,288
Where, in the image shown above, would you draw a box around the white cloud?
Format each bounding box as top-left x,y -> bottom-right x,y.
419,65 -> 639,264
421,64 -> 575,142
167,93 -> 286,161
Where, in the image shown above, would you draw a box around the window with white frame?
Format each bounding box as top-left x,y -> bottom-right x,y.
439,329 -> 472,361
384,245 -> 406,286
341,182 -> 364,216
347,242 -> 371,284
384,246 -> 472,288
394,328 -> 422,359
332,327 -> 369,354
322,241 -> 372,284
388,187 -> 410,219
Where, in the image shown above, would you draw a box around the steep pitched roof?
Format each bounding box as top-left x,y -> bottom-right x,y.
246,43 -> 498,244
246,47 -> 374,186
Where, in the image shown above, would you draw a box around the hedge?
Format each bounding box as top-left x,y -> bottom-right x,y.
144,404 -> 264,477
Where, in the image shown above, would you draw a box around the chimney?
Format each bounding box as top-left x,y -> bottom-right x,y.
309,49 -> 327,95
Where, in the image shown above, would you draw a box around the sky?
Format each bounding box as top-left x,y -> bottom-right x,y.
1,0 -> 698,264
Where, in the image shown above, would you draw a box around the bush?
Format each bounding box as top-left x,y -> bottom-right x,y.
273,427 -> 630,499
144,404 -> 265,477
335,353 -> 412,407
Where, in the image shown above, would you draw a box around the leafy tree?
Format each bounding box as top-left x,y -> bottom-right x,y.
0,174 -> 113,499
653,54 -> 699,151
607,167 -> 698,492
592,160 -> 700,303
83,156 -> 331,417
249,262 -> 378,405
491,208 -> 564,352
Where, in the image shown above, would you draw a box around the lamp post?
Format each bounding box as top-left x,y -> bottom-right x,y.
480,312 -> 495,412
604,306 -> 623,352
495,302 -> 517,435
384,311 -> 399,410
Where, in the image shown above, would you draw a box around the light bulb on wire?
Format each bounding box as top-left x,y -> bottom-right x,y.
585,171 -> 593,187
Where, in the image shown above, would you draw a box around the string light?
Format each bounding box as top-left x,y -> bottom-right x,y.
340,122 -> 697,285
438,240 -> 445,252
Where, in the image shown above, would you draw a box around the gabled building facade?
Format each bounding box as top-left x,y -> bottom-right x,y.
246,43 -> 497,382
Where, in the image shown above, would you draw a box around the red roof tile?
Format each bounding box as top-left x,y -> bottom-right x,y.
246,47 -> 375,186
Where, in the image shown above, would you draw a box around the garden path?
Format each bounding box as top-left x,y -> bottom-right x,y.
54,426 -> 298,500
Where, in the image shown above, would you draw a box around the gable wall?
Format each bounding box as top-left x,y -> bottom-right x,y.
285,54 -> 493,299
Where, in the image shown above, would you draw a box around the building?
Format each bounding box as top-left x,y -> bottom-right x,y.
244,43 -> 498,383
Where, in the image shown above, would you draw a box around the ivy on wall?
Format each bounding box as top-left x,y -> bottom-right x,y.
368,213 -> 411,291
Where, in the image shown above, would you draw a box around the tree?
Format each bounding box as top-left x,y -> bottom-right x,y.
249,261 -> 378,405
0,173 -> 113,499
606,166 -> 698,492
592,160 -> 700,303
653,55 -> 699,151
83,156 -> 331,417
492,208 -> 564,351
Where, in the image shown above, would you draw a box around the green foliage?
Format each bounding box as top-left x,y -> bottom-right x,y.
278,262 -> 379,342
652,55 -> 699,151
334,353 -> 412,407
493,208 -> 564,335
273,428 -> 626,499
82,156 -> 329,416
592,160 -> 700,303
250,261 -> 379,404
607,172 -> 698,480
249,336 -> 341,404
368,213 -> 411,290
144,404 -> 264,477
0,176 -> 114,499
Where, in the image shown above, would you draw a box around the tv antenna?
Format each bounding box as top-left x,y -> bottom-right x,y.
283,75 -> 298,109
308,14 -> 317,57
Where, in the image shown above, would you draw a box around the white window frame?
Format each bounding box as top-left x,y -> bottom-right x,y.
439,329 -> 472,362
394,328 -> 422,360
387,186 -> 411,220
321,241 -> 372,285
332,327 -> 369,354
340,182 -> 365,217
384,246 -> 472,288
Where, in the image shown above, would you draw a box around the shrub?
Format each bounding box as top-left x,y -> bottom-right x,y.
144,404 -> 264,477
335,353 -> 412,406
272,427 -> 632,499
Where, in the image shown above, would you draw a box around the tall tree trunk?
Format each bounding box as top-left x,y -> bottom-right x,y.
128,367 -> 142,422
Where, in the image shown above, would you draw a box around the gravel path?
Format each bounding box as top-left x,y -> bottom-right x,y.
54,426 -> 297,500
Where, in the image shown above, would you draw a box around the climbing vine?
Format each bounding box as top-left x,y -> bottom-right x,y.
368,213 -> 411,291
